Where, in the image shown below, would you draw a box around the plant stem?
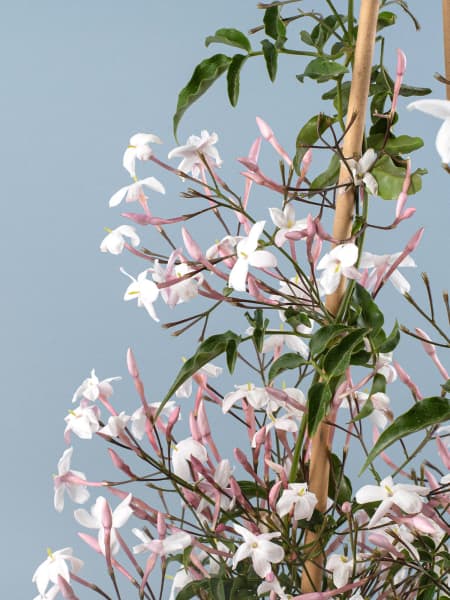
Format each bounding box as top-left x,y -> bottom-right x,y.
300,0 -> 380,593
443,0 -> 450,99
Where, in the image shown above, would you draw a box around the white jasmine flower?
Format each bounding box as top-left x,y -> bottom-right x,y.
232,524 -> 285,578
407,99 -> 450,164
32,548 -> 83,598
317,243 -> 360,295
72,369 -> 121,404
53,447 -> 89,512
100,225 -> 140,255
122,132 -> 162,178
109,176 -> 165,208
276,483 -> 318,521
168,130 -> 222,177
269,204 -> 308,247
346,148 -> 378,195
121,268 -> 160,321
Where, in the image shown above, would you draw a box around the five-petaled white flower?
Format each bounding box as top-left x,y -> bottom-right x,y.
407,99 -> 450,164
262,324 -> 310,360
53,447 -> 89,512
64,403 -> 100,441
74,494 -> 133,555
121,268 -> 160,321
168,130 -> 222,177
228,221 -> 277,292
269,205 -> 308,247
326,553 -> 362,588
72,369 -> 121,404
276,483 -> 318,521
171,437 -> 208,481
100,225 -> 140,255
317,243 -> 360,295
257,575 -> 292,599
109,176 -> 165,208
98,411 -> 130,437
232,524 -> 285,578
346,148 -> 378,195
32,547 -> 83,599
355,476 -> 429,527
359,251 -> 416,295
132,528 -> 191,557
223,383 -> 278,414
122,132 -> 162,178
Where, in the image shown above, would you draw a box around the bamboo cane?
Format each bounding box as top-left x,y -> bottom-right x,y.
443,0 -> 450,100
301,1 -> 380,592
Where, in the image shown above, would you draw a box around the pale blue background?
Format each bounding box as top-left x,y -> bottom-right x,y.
0,1 -> 448,597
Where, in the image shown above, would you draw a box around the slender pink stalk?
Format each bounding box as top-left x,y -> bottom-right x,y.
390,49 -> 407,115
256,116 -> 292,166
415,327 -> 449,380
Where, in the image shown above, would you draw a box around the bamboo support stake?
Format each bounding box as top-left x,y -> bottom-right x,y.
443,0 -> 450,99
301,1 -> 380,592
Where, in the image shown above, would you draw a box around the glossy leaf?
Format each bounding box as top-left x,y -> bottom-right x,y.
227,54 -> 248,107
268,352 -> 307,382
226,338 -> 239,374
173,54 -> 231,136
297,57 -> 348,83
360,397 -> 450,473
372,155 -> 426,199
353,373 -> 386,422
263,6 -> 286,43
261,39 -> 278,82
205,28 -> 252,52
378,321 -> 400,353
310,324 -> 348,356
323,328 -> 368,379
398,83 -> 432,97
377,11 -> 397,30
354,284 -> 384,336
294,113 -> 336,169
160,331 -> 240,413
310,152 -> 340,192
308,382 -> 332,435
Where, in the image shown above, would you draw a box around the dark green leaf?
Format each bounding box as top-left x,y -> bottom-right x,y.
310,152 -> 340,192
160,331 -> 240,414
328,453 -> 352,503
323,328 -> 368,378
354,284 -> 384,336
261,39 -> 278,82
309,324 -> 348,356
308,382 -> 332,435
173,54 -> 231,136
294,113 -> 336,169
263,6 -> 286,43
238,480 -> 268,499
399,83 -> 431,97
226,338 -> 239,374
269,352 -> 307,382
230,576 -> 259,600
310,15 -> 340,49
205,28 -> 252,52
284,308 -> 312,330
372,155 -> 426,199
227,54 -> 248,107
385,135 -> 424,154
442,379 -> 450,393
360,397 -> 450,472
377,11 -> 397,30
298,57 -> 348,83
353,373 -> 386,422
176,579 -> 210,600
349,349 -> 372,366
378,321 -> 400,353
300,30 -> 315,47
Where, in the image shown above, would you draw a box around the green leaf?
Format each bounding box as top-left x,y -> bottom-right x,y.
300,30 -> 315,47
268,352 -> 307,382
310,152 -> 340,191
354,284 -> 384,336
309,324 -> 348,356
328,453 -> 352,504
176,579 -> 210,600
377,11 -> 397,30
297,57 -> 348,83
160,331 -> 240,414
398,83 -> 432,97
353,373 -> 386,422
294,113 -> 336,169
238,480 -> 268,500
308,382 -> 332,435
261,39 -> 278,82
284,308 -> 311,330
378,321 -> 400,353
263,6 -> 286,43
360,397 -> 450,473
226,338 -> 239,374
310,15 -> 341,49
323,328 -> 368,379
372,155 -> 426,199
173,54 -> 231,136
442,379 -> 450,393
366,133 -> 424,154
205,28 -> 252,52
227,54 -> 248,107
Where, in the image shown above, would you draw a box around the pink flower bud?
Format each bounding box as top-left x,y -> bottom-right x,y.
406,227 -> 424,253
126,348 -> 139,378
268,480 -> 283,511
121,212 -> 154,225
196,401 -> 211,438
157,512 -> 166,538
182,227 -> 203,260
57,575 -> 79,600
341,501 -> 352,514
189,412 -> 201,441
108,448 -> 136,479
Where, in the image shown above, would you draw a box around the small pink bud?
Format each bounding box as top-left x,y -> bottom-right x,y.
268,480 -> 283,510
57,575 -> 79,600
196,401 -> 211,438
121,212 -> 153,225
126,348 -> 139,377
182,227 -> 203,260
165,406 -> 181,439
108,448 -> 136,479
99,497 -> 112,530
406,227 -> 424,253
341,501 -> 352,514
397,48 -> 407,77
157,512 -> 166,538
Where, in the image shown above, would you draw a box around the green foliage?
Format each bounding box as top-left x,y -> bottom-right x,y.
328,453 -> 353,504
310,152 -> 340,191
297,57 -> 348,84
294,113 -> 336,170
268,352 -> 307,382
173,54 -> 231,136
261,39 -> 278,82
263,6 -> 287,45
205,28 -> 252,52
361,397 -> 450,472
160,331 -> 241,414
308,381 -> 332,435
323,328 -> 368,379
352,373 -> 386,422
372,155 -> 426,199
227,54 -> 248,107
